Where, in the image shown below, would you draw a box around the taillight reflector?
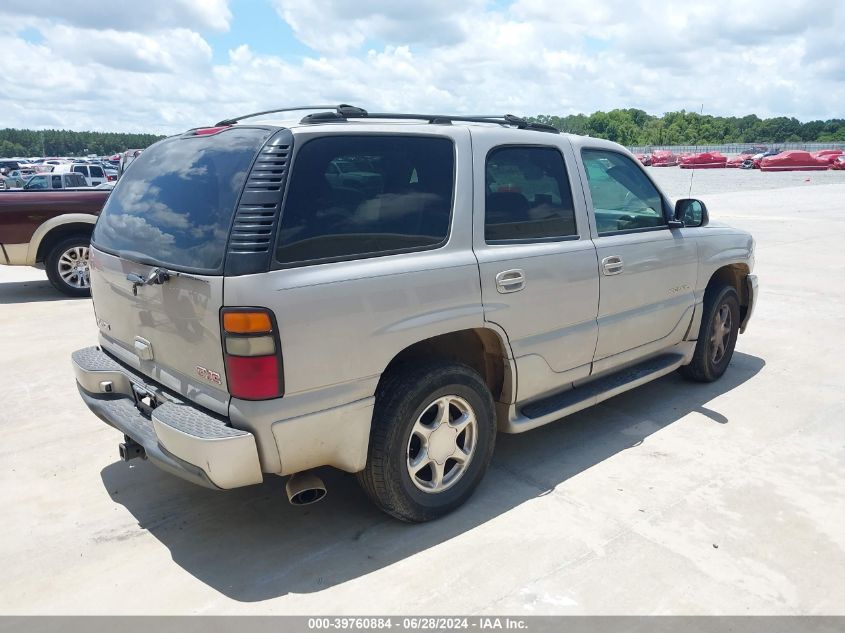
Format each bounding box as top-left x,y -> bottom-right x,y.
225,355 -> 281,400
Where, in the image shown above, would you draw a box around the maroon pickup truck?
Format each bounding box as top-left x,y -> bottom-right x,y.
0,190 -> 109,296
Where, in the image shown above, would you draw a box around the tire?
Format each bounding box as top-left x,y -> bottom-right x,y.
45,235 -> 92,298
357,361 -> 497,522
680,284 -> 740,382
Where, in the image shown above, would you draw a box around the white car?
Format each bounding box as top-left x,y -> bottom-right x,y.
51,163 -> 108,187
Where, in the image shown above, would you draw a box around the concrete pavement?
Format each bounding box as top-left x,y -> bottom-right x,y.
1,176 -> 844,614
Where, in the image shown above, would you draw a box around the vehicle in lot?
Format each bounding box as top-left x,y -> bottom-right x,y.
0,189 -> 109,295
759,150 -> 829,171
0,159 -> 21,173
650,150 -> 679,166
19,172 -> 89,190
680,151 -> 728,169
72,105 -> 758,522
52,163 -> 108,187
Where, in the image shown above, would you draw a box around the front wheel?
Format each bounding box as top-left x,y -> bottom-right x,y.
357,361 -> 496,522
680,285 -> 740,382
45,236 -> 92,297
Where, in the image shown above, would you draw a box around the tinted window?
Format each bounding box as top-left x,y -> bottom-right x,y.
73,165 -> 87,176
66,174 -> 87,187
25,175 -> 47,189
581,149 -> 666,233
485,146 -> 577,243
52,175 -> 63,188
93,127 -> 272,272
90,166 -> 104,178
275,135 -> 454,265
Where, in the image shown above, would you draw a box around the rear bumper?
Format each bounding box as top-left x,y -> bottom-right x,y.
741,274 -> 758,333
72,346 -> 263,489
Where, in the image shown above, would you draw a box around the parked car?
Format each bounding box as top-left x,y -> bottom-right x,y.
680,151 -> 728,169
52,163 -> 108,187
71,106 -> 757,521
810,149 -> 843,166
21,172 -> 89,190
726,153 -> 755,168
2,169 -> 34,188
0,189 -> 110,295
0,159 -> 21,173
634,153 -> 652,166
759,150 -> 830,171
650,150 -> 679,166
742,149 -> 781,169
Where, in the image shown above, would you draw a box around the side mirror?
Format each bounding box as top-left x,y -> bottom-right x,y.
674,198 -> 708,227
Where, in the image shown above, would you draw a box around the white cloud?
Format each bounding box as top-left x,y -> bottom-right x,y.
0,1 -> 842,135
0,0 -> 232,32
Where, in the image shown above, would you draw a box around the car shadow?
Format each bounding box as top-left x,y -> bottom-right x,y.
100,351 -> 765,602
0,279 -> 81,304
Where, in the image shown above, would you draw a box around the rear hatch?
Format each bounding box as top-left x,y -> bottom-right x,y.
89,126 -> 276,415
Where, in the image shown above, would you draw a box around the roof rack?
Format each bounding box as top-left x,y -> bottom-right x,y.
215,104 -> 367,127
216,104 -> 559,134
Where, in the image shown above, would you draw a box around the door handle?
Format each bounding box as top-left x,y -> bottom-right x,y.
601,256 -> 624,276
495,269 -> 526,293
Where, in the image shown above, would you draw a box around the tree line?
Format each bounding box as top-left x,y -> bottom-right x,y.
529,110 -> 845,146
0,128 -> 165,158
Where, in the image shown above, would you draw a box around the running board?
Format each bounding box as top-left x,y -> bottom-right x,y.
502,353 -> 687,433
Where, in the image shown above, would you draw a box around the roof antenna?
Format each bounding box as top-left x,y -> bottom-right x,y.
687,103 -> 705,199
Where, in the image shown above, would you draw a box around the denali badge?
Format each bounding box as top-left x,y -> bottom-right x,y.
196,366 -> 222,385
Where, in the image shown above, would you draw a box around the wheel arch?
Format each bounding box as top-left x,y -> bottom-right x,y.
28,214 -> 97,265
707,262 -> 750,322
378,326 -> 516,406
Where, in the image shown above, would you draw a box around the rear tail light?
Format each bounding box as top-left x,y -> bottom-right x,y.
221,308 -> 284,400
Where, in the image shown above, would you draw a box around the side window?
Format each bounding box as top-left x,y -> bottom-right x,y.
581,149 -> 666,234
72,165 -> 87,176
484,146 -> 577,243
26,175 -> 47,189
276,135 -> 454,265
52,175 -> 63,188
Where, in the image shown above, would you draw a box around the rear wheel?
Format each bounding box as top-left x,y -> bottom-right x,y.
357,361 -> 496,522
45,236 -> 91,297
680,285 -> 740,382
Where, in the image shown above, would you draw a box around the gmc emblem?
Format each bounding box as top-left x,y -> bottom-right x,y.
196,366 -> 222,385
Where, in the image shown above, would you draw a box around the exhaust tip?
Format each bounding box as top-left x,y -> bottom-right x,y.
286,471 -> 327,506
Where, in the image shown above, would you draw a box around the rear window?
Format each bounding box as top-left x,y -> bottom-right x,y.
275,135 -> 454,265
93,127 -> 272,272
65,173 -> 87,187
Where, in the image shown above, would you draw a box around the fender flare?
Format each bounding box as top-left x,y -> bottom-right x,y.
26,214 -> 98,265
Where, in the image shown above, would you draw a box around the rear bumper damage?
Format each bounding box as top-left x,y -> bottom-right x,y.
72,346 -> 263,489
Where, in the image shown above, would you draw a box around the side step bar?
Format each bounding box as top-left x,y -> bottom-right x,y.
503,353 -> 687,433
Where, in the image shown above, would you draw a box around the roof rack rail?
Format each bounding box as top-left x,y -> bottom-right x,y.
216,104 -> 559,134
332,111 -> 560,134
215,104 -> 367,127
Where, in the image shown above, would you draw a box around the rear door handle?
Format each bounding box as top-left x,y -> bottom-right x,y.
601,256 -> 624,276
495,269 -> 526,293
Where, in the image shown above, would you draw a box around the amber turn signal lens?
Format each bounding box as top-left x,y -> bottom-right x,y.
223,311 -> 272,334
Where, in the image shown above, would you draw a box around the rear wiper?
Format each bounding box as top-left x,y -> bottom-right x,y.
127,268 -> 170,296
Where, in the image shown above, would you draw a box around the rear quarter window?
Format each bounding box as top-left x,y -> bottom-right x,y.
275,135 -> 454,266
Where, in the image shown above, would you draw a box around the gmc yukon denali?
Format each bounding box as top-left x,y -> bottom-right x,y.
72,105 -> 758,522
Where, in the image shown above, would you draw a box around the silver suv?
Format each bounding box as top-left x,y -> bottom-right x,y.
72,105 -> 758,522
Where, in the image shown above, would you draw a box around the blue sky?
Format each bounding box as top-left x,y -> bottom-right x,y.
0,0 -> 842,133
